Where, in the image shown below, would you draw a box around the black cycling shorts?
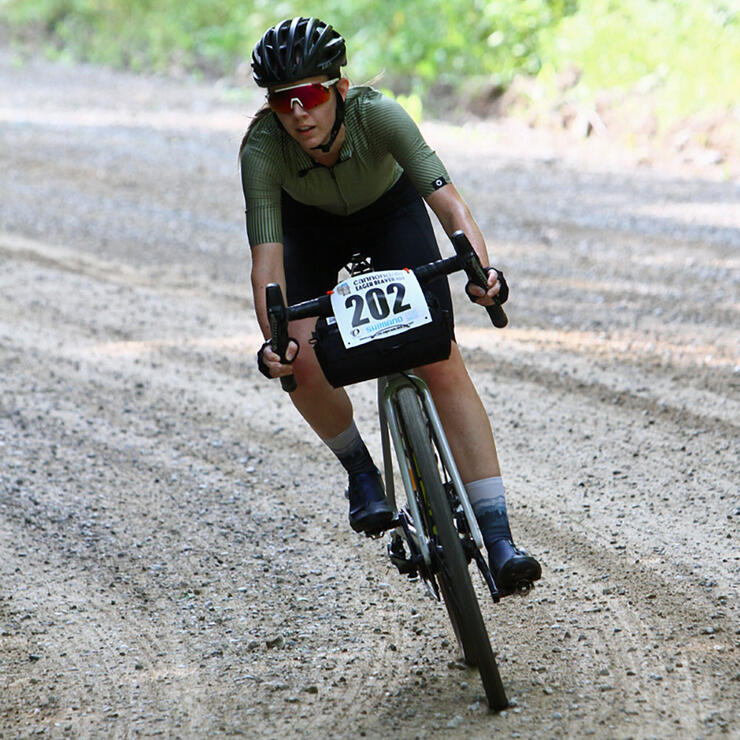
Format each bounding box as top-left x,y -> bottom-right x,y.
281,173 -> 455,333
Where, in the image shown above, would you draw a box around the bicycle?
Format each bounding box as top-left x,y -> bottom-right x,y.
265,231 -> 528,710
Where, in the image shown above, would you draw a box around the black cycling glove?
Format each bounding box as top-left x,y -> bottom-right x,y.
465,266 -> 509,305
257,339 -> 300,380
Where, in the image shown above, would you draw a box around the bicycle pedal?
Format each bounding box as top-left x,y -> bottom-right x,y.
511,580 -> 534,596
491,579 -> 535,600
518,580 -> 535,595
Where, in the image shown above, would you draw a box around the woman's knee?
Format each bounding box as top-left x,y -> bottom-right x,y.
417,343 -> 470,390
291,350 -> 328,389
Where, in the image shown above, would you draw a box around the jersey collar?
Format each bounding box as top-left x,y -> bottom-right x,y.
294,129 -> 354,177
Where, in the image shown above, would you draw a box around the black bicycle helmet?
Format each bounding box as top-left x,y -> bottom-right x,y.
251,17 -> 346,88
252,17 -> 348,154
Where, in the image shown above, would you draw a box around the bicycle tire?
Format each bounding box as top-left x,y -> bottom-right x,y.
396,386 -> 508,710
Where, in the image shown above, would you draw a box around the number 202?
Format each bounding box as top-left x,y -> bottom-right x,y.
345,282 -> 411,327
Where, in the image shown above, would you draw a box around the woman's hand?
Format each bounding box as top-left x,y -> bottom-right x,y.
257,339 -> 300,379
466,267 -> 509,307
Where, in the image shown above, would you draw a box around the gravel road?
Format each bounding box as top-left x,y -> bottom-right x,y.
1,53 -> 738,738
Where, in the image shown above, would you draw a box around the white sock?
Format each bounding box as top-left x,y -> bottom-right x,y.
465,476 -> 511,542
322,421 -> 374,475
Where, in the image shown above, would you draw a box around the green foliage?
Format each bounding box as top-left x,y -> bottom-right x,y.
0,0 -> 573,89
325,0 -> 577,92
380,89 -> 424,124
2,0 -> 736,122
537,0 -> 740,119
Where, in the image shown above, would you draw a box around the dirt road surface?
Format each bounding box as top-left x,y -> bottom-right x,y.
1,54 -> 738,739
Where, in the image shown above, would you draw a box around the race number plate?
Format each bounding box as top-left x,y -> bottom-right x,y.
330,269 -> 432,349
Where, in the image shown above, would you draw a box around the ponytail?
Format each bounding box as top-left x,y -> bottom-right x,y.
238,105 -> 273,160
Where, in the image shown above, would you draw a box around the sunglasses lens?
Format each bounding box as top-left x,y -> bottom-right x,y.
268,83 -> 332,113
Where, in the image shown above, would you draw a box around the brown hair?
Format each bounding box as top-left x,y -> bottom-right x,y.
238,105 -> 273,160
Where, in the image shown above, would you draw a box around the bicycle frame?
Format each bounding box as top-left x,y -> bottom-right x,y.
377,371 -> 484,568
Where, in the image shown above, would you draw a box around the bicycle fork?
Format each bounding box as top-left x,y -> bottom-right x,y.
377,373 -> 485,574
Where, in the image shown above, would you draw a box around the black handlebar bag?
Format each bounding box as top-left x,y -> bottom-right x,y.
311,295 -> 452,388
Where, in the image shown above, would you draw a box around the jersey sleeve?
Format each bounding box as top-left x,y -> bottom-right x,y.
360,90 -> 451,198
240,123 -> 284,247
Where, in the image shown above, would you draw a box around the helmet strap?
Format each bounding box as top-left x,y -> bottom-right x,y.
311,85 -> 345,154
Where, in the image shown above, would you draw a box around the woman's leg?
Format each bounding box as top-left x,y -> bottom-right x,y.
415,343 -> 499,483
284,317 -> 394,533
279,198 -> 394,534
417,346 -> 541,589
363,187 -> 541,589
286,317 -> 354,439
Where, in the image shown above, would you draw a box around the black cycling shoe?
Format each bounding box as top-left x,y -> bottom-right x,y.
347,469 -> 394,535
487,538 -> 542,593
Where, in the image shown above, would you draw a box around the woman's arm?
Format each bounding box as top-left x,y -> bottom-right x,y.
251,241 -> 286,339
250,241 -> 299,375
425,183 -> 488,265
425,184 -> 503,305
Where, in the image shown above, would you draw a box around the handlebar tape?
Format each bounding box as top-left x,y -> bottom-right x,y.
265,283 -> 297,393
450,231 -> 508,328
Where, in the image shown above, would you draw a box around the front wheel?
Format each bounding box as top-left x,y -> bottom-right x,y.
396,386 -> 508,710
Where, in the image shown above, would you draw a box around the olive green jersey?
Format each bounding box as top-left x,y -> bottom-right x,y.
240,86 -> 450,247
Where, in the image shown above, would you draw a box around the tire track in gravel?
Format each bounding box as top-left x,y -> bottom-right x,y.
453,319 -> 738,737
465,350 -> 738,437
3,229 -> 738,737
1,240 -> 502,737
2,54 -> 738,738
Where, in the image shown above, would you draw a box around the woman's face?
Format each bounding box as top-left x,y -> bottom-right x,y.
271,75 -> 348,154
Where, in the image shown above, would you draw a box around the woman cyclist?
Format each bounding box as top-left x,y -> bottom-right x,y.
240,17 -> 541,593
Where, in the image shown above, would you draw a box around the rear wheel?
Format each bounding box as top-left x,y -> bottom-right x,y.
396,386 -> 508,710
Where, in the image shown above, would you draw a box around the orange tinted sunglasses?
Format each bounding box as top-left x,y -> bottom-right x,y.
267,78 -> 339,114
